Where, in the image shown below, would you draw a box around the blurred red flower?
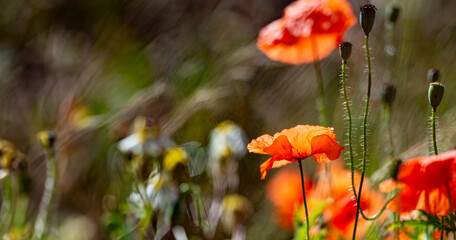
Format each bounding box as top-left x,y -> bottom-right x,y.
379,150 -> 456,216
312,162 -> 386,239
266,168 -> 312,230
257,0 -> 356,64
247,125 -> 343,179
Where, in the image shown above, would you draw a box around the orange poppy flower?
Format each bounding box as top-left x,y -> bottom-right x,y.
312,162 -> 386,239
257,0 -> 356,64
266,168 -> 312,230
379,150 -> 456,216
247,125 -> 343,179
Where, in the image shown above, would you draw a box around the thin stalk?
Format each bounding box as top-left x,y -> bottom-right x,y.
446,183 -> 455,236
431,108 -> 438,155
314,60 -> 328,127
353,35 -> 372,240
311,37 -> 328,127
385,105 -> 395,158
311,38 -> 330,199
344,56 -> 391,222
441,217 -> 444,240
0,172 -> 14,233
298,159 -> 310,240
33,149 -> 57,240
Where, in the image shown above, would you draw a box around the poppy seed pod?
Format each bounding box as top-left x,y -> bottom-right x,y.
427,68 -> 440,83
339,42 -> 353,61
360,4 -> 377,36
390,158 -> 402,180
385,4 -> 400,24
428,82 -> 445,110
37,131 -> 56,149
381,83 -> 397,106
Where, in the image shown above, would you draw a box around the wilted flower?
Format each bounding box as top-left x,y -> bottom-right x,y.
208,121 -> 247,162
248,125 -> 343,179
117,116 -> 174,157
257,0 -> 356,64
221,194 -> 253,233
0,140 -> 27,173
208,120 -> 247,178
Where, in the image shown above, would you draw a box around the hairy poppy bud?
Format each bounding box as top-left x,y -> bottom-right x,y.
360,4 -> 377,36
427,68 -> 439,83
390,158 -> 402,180
428,83 -> 445,110
385,4 -> 400,24
339,42 -> 353,61
381,83 -> 397,106
37,131 -> 56,149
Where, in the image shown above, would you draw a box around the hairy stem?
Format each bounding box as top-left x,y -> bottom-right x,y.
353,35 -> 372,240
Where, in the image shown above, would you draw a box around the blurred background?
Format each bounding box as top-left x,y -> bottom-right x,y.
1,0 -> 456,239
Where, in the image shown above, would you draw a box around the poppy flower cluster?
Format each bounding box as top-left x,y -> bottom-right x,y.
257,0 -> 356,64
247,125 -> 343,179
265,163 -> 385,238
380,150 -> 456,216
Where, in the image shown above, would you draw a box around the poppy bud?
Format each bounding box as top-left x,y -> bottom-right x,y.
427,68 -> 439,83
385,4 -> 400,24
339,42 -> 353,61
428,82 -> 445,110
390,158 -> 402,180
37,131 -> 56,149
360,4 -> 377,36
381,83 -> 397,106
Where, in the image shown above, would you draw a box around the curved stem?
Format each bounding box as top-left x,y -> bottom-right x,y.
298,159 -> 310,240
353,35 -> 372,240
343,56 -> 390,222
432,108 -> 438,155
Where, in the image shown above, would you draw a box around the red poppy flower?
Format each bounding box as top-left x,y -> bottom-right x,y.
266,168 -> 312,230
379,150 -> 456,216
257,0 -> 356,64
247,125 -> 343,179
312,162 -> 386,239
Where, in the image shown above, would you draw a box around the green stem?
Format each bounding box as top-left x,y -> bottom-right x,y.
298,159 -> 310,240
441,217 -> 444,240
33,149 -> 57,240
353,35 -> 372,240
385,105 -> 395,158
0,172 -> 15,233
314,60 -> 328,127
432,108 -> 438,155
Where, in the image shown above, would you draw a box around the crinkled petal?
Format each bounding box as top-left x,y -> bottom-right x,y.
247,134 -> 274,154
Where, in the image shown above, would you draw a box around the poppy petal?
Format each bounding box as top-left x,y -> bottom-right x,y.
310,134 -> 343,162
379,179 -> 405,193
264,135 -> 293,159
272,159 -> 294,168
260,156 -> 290,179
416,186 -> 451,216
247,134 -> 274,154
